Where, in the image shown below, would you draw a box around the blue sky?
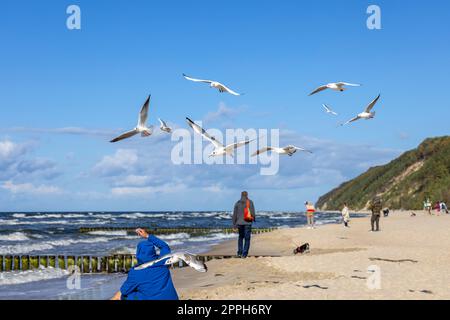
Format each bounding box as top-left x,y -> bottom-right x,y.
1,0 -> 449,211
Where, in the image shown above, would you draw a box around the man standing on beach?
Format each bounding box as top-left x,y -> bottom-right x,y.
232,191 -> 256,258
370,196 -> 382,232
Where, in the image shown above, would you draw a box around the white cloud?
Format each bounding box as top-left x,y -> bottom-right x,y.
113,175 -> 153,187
111,183 -> 187,196
0,139 -> 60,181
92,149 -> 139,177
0,140 -> 29,165
203,102 -> 244,125
1,181 -> 63,195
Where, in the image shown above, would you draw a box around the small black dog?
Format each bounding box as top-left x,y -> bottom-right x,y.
293,243 -> 310,255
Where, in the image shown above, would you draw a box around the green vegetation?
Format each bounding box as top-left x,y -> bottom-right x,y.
317,136 -> 450,210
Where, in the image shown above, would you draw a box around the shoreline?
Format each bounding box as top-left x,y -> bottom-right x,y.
172,210 -> 450,300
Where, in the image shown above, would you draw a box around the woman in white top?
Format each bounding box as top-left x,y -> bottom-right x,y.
342,203 -> 350,228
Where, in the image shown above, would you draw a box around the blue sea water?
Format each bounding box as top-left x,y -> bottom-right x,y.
0,210 -> 360,299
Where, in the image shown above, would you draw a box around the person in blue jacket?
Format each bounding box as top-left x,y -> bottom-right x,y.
111,228 -> 179,300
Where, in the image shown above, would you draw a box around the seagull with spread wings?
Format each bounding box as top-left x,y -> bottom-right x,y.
158,118 -> 172,133
252,145 -> 313,157
322,104 -> 338,116
110,95 -> 153,143
183,74 -> 242,96
309,82 -> 361,96
341,94 -> 381,126
134,252 -> 208,273
186,117 -> 253,157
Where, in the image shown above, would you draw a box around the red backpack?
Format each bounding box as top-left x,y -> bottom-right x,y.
244,199 -> 254,222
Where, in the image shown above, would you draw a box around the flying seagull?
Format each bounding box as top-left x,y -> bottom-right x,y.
134,252 -> 207,273
341,94 -> 381,126
322,104 -> 338,116
183,74 -> 242,96
158,118 -> 172,133
186,117 -> 253,157
110,95 -> 153,143
252,145 -> 313,157
309,82 -> 361,96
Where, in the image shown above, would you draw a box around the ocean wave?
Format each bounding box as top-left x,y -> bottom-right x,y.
187,233 -> 237,243
87,230 -> 128,237
12,213 -> 86,219
0,266 -> 69,286
0,237 -> 112,255
166,240 -> 184,246
0,219 -> 111,226
270,216 -> 298,220
0,232 -> 30,241
158,233 -> 190,241
117,212 -> 169,219
315,218 -> 340,225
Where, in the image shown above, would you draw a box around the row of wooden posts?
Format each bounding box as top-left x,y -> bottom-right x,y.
78,227 -> 277,235
0,254 -> 277,273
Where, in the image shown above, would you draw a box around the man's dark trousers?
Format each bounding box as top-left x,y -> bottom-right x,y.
237,225 -> 252,257
371,213 -> 380,231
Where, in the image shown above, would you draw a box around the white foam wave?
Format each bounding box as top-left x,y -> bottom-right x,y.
0,266 -> 69,286
158,233 -> 190,241
0,232 -> 30,241
0,218 -> 111,226
187,233 -> 237,243
166,240 -> 184,246
87,230 -> 128,236
0,237 -> 112,255
12,213 -> 86,219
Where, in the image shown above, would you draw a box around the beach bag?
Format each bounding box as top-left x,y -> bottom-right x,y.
244,199 -> 254,222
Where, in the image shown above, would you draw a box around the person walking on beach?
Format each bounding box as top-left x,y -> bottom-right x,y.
370,196 -> 382,232
434,201 -> 441,215
305,201 -> 316,229
441,201 -> 449,214
232,191 -> 256,258
425,198 -> 432,215
341,203 -> 350,228
111,228 -> 178,300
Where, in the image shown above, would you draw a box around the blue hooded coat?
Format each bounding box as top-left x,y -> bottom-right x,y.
120,235 -> 179,300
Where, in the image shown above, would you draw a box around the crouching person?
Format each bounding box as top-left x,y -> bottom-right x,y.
111,228 -> 178,300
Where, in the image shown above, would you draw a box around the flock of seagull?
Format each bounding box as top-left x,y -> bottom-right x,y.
109,75 -> 381,159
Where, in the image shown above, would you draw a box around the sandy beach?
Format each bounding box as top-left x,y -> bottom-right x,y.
172,211 -> 450,300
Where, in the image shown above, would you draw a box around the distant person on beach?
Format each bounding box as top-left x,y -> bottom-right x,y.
441,201 -> 449,214
305,201 -> 316,229
434,201 -> 441,215
111,228 -> 178,300
232,191 -> 256,258
341,203 -> 350,228
369,196 -> 382,232
383,208 -> 390,217
424,198 -> 432,214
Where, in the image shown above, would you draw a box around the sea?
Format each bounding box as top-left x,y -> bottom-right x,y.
0,210 -> 359,299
